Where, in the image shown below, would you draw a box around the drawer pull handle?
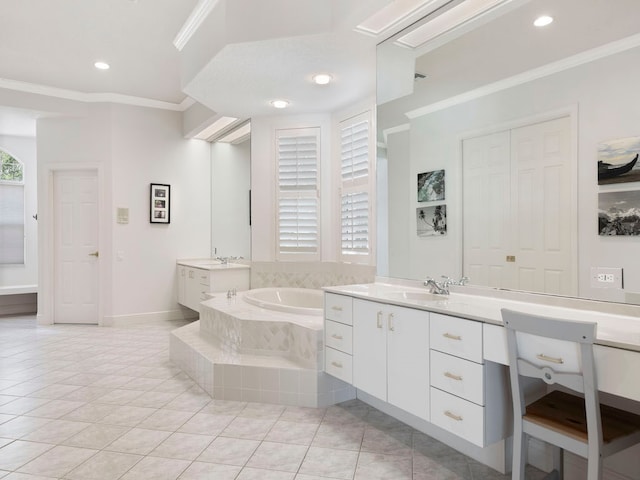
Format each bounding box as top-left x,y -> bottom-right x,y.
331,334 -> 343,340
444,410 -> 463,422
377,311 -> 383,329
443,333 -> 462,341
331,306 -> 343,312
331,361 -> 343,369
536,353 -> 563,364
388,313 -> 395,332
444,371 -> 463,381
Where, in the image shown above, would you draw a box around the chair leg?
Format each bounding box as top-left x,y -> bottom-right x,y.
552,446 -> 563,479
511,429 -> 526,480
586,453 -> 603,480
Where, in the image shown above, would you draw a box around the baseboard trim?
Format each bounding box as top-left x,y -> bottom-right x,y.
102,308 -> 198,327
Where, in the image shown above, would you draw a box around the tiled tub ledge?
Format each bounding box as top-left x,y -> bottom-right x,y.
170,294 -> 355,408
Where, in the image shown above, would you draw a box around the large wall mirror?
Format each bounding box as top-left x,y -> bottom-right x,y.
376,0 -> 640,304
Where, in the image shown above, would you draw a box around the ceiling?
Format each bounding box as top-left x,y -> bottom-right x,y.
0,0 -> 391,136
378,0 -> 640,132
6,0 -> 612,137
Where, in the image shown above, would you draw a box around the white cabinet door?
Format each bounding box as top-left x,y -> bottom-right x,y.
353,299 -> 430,420
387,305 -> 430,419
184,268 -> 204,312
177,266 -> 187,306
353,299 -> 387,401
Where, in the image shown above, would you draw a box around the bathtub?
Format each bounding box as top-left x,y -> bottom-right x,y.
242,287 -> 324,316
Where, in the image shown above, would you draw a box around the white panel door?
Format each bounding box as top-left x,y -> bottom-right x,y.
463,116 -> 574,295
53,170 -> 99,324
511,116 -> 574,296
463,131 -> 512,288
387,305 -> 430,420
353,299 -> 387,401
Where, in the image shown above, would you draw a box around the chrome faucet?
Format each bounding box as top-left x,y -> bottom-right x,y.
424,277 -> 449,295
216,256 -> 228,265
424,276 -> 470,295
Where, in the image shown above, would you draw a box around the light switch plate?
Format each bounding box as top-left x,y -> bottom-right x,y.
117,207 -> 129,224
590,267 -> 623,289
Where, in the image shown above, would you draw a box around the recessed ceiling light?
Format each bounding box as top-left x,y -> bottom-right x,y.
94,61 -> 110,70
533,15 -> 553,27
312,73 -> 333,85
271,99 -> 289,109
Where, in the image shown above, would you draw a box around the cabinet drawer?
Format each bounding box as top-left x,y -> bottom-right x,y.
197,269 -> 210,286
325,293 -> 353,325
325,320 -> 353,354
430,387 -> 485,447
430,350 -> 484,405
325,347 -> 352,384
430,313 -> 482,363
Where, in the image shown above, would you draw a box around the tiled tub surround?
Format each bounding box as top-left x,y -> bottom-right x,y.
170,292 -> 355,408
324,280 -> 640,479
250,261 -> 375,290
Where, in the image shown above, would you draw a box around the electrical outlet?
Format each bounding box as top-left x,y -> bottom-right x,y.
590,267 -> 623,289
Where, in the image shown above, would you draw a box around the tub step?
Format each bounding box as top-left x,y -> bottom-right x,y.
170,321 -> 355,408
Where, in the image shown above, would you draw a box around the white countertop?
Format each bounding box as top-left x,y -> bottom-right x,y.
324,283 -> 640,353
177,258 -> 250,270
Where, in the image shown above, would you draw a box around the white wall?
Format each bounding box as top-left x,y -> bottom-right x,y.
211,140 -> 251,259
37,102 -> 211,324
0,134 -> 37,293
110,105 -> 211,319
385,45 -> 640,301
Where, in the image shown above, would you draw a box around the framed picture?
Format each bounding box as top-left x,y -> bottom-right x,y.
417,204 -> 447,237
417,169 -> 445,202
597,137 -> 640,185
150,183 -> 170,224
598,190 -> 640,235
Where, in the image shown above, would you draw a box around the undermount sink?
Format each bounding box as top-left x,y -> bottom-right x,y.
382,291 -> 447,302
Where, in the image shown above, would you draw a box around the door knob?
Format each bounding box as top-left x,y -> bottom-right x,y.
88,251 -> 99,257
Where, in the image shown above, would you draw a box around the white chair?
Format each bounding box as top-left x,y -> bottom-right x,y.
501,308 -> 640,480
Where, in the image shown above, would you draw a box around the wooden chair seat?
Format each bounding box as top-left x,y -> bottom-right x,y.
525,390 -> 640,444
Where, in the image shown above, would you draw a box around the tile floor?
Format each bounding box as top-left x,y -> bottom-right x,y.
0,315 -> 544,480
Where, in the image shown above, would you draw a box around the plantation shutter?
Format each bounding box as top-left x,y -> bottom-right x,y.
277,129 -> 320,258
340,113 -> 372,259
0,183 -> 25,264
341,119 -> 369,183
341,191 -> 369,254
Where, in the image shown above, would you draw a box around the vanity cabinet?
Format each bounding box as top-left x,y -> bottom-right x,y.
352,298 -> 430,420
429,312 -> 510,447
178,267 -> 210,312
177,263 -> 250,312
324,293 -> 354,383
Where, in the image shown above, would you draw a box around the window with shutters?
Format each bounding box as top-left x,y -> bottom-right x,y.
339,111 -> 373,263
0,150 -> 25,265
276,128 -> 320,260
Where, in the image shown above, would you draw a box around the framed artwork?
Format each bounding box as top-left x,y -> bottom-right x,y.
598,190 -> 640,235
417,169 -> 445,202
597,137 -> 640,185
150,183 -> 170,224
417,205 -> 447,237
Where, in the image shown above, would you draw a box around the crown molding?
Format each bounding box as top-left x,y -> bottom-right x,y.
0,78 -> 190,112
406,32 -> 640,119
173,0 -> 221,51
382,123 -> 410,145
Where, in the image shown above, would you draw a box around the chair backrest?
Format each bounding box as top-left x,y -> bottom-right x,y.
501,308 -> 601,446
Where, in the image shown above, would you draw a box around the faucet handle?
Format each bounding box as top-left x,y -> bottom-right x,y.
459,276 -> 470,286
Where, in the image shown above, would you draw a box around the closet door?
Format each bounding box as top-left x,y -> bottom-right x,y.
511,116 -> 575,296
463,116 -> 575,296
462,131 -> 512,289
